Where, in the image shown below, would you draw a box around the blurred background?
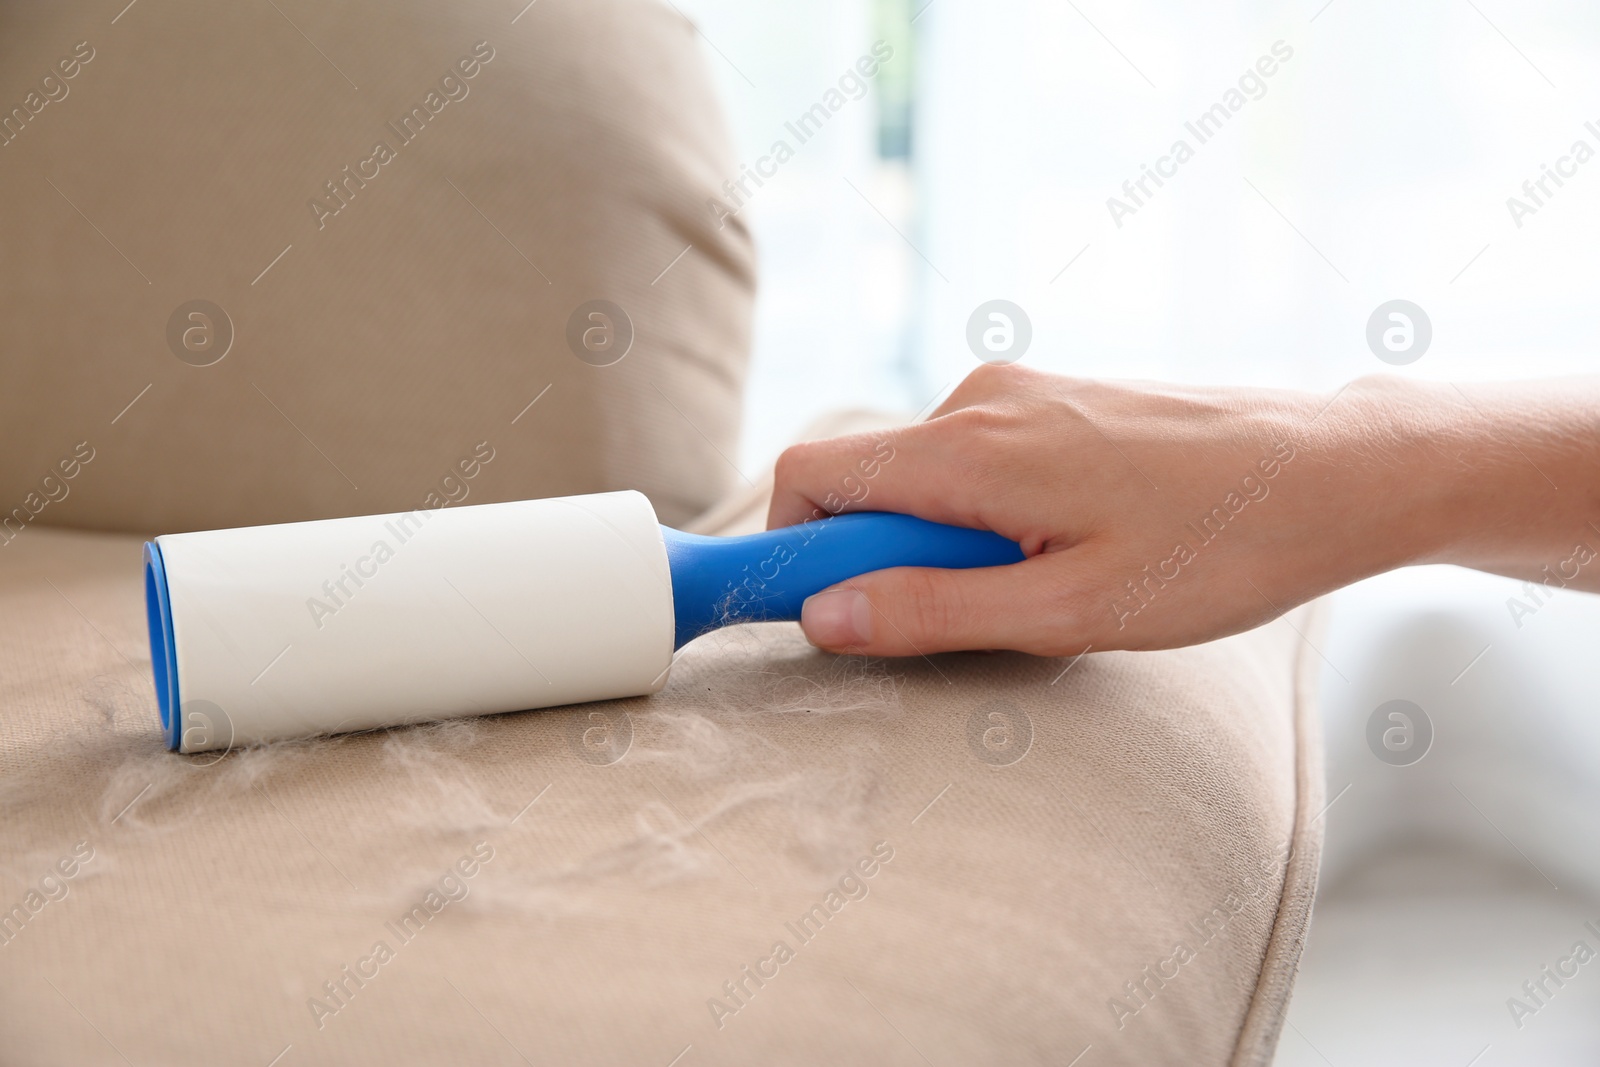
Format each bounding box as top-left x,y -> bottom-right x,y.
676,0 -> 1600,1062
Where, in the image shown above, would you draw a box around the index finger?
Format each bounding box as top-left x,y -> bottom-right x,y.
765,420 -> 986,531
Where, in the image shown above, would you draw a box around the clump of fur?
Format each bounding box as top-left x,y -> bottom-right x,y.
81,619 -> 901,917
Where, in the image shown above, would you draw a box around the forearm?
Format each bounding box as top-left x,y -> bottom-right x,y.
1327,376 -> 1600,592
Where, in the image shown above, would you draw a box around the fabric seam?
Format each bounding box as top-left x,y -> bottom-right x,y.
1227,601 -> 1328,1066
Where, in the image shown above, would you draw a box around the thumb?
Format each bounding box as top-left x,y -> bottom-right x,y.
798,556 -> 1086,657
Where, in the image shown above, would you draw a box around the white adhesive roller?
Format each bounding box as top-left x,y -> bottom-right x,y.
144,490 -> 1025,752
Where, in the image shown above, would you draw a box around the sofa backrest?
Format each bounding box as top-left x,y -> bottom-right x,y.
0,0 -> 753,533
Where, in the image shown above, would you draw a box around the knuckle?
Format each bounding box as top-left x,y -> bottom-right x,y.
938,362 -> 1040,423
965,360 -> 1025,390
944,368 -> 985,405
771,442 -> 815,487
949,360 -> 1021,406
938,403 -> 1002,447
935,406 -> 1020,495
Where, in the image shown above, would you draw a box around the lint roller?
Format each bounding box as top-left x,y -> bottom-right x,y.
143,491 -> 1023,753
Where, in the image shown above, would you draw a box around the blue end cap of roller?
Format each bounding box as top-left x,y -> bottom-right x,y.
660,511 -> 1026,650
143,541 -> 182,751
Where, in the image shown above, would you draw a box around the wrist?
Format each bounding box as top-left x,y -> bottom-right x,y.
1313,376 -> 1464,577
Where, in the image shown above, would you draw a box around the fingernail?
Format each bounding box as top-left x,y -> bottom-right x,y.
801,588 -> 871,649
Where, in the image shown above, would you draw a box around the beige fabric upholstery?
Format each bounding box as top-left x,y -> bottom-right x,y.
0,0 -> 753,532
0,479 -> 1323,1065
0,4 -> 1322,1061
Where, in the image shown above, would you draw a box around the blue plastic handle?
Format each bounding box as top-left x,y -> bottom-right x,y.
661,511 -> 1024,649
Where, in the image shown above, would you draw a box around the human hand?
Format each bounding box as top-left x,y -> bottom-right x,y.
767,364 -> 1598,657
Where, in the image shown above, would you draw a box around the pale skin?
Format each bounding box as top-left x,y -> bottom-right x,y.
768,364 -> 1600,657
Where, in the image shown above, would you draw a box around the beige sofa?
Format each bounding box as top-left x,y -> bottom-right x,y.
0,3 -> 1323,1064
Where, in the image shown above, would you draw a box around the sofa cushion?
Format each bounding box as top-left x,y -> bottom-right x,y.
0,484 -> 1323,1065
0,0 -> 752,532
